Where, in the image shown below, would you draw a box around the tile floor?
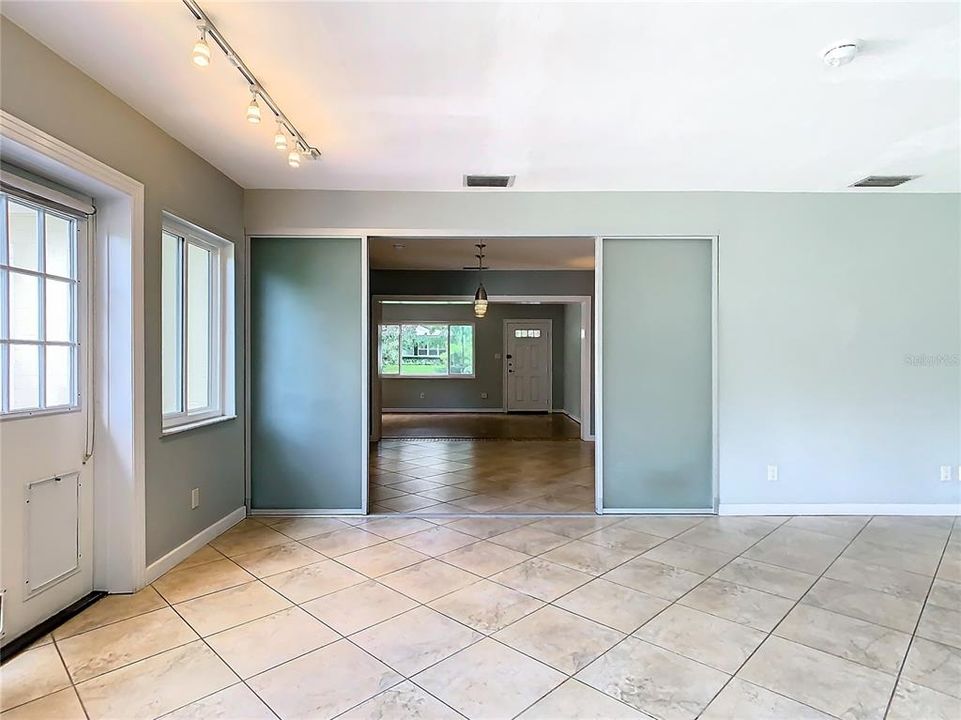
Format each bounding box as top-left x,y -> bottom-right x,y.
380,413 -> 583,440
2,513 -> 959,720
370,439 -> 595,514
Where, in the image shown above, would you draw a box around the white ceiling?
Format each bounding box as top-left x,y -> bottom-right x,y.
3,1 -> 958,192
369,237 -> 595,271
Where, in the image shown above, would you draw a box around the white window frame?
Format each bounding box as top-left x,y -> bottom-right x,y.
378,321 -> 475,379
161,213 -> 235,434
0,192 -> 82,418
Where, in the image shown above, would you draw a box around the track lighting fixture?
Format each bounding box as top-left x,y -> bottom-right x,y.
274,121 -> 288,151
246,88 -> 262,124
192,22 -> 211,66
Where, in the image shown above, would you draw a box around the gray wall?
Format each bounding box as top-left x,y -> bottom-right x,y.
1,18 -> 247,562
563,303 -> 582,421
372,270 -> 594,297
247,188 -> 961,509
250,237 -> 364,511
379,302 -> 566,411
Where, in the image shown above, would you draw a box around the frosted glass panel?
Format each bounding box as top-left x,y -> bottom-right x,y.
10,343 -> 40,410
8,202 -> 39,270
45,345 -> 72,406
186,243 -> 210,411
10,272 -> 40,340
602,238 -> 713,510
45,279 -> 72,342
45,214 -> 72,277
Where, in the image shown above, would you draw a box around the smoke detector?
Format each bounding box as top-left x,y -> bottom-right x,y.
822,41 -> 860,67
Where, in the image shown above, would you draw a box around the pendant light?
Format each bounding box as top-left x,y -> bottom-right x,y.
246,87 -> 262,124
274,120 -> 288,151
192,23 -> 211,67
473,243 -> 488,318
288,146 -> 302,168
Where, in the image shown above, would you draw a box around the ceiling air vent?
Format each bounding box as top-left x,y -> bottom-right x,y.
850,175 -> 919,188
464,174 -> 515,188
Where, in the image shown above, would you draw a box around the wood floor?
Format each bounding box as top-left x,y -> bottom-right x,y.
370,438 -> 595,514
381,412 -> 583,440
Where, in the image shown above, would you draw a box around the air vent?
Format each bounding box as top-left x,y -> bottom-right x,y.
464,174 -> 515,188
851,175 -> 919,188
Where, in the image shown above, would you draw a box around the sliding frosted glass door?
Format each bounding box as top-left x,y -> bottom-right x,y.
601,238 -> 714,511
250,237 -> 364,511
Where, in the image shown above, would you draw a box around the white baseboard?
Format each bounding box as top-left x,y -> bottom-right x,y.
719,503 -> 961,516
145,506 -> 246,583
249,508 -> 365,516
559,409 -> 581,424
382,408 -> 503,414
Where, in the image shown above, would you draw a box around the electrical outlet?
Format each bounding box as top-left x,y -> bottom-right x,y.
941,466 -> 953,483
191,488 -> 200,509
481,392 -> 488,399
767,465 -> 778,482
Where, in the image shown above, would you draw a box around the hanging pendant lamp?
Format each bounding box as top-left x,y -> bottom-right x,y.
473,243 -> 488,318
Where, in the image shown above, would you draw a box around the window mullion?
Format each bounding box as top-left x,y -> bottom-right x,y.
180,236 -> 188,417
446,324 -> 452,375
38,208 -> 46,409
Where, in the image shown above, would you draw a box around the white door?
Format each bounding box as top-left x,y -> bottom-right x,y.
505,320 -> 552,412
0,193 -> 93,645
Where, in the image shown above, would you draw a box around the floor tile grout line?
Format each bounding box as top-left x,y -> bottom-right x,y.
47,631 -> 91,720
880,515 -> 957,720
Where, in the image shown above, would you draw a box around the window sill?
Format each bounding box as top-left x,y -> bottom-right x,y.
162,414 -> 237,437
380,375 -> 476,380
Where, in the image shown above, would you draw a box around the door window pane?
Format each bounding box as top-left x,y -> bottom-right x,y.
449,324 -> 474,375
45,345 -> 72,406
45,278 -> 72,342
10,343 -> 40,410
162,232 -> 182,414
10,272 -> 40,340
186,242 -> 210,411
379,324 -> 399,374
45,214 -> 72,277
8,202 -> 39,270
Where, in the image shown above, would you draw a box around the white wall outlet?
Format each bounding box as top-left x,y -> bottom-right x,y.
419,392 -> 425,399
481,392 -> 488,399
767,465 -> 778,482
940,465 -> 953,482
191,488 -> 200,509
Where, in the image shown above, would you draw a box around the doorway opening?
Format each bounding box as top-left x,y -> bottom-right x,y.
368,236 -> 595,515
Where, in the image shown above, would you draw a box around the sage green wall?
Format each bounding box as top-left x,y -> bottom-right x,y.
250,237 -> 363,510
1,18 -> 246,562
563,303 -> 582,421
246,188 -> 960,509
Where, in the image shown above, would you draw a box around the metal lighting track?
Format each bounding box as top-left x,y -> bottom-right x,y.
182,0 -> 321,159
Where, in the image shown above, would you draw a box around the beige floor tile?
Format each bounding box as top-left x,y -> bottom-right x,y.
262,559 -> 367,603
495,605 -> 624,674
440,540 -> 530,576
613,516 -> 706,538
205,606 -> 338,678
680,578 -> 794,632
842,537 -> 941,577
673,523 -> 772,556
489,526 -> 571,555
359,517 -> 435,540
337,542 -> 429,577
785,515 -> 869,540
540,539 -> 637,575
928,578 -> 961,610
58,607 -> 197,682
153,558 -> 254,604
429,578 -> 544,633
0,688 -> 86,720
444,517 -> 531,538
579,525 -> 663,554
230,542 -> 325,578
53,586 -> 167,639
75,640 -> 236,720
775,604 -> 911,674
414,638 -> 565,719
491,557 -> 593,601
352,606 -> 482,676
301,527 -> 386,557
802,576 -> 923,633
738,636 -> 895,720
209,524 -> 290,557
635,604 -> 765,673
529,517 -> 620,539
700,678 -> 833,720
339,680 -> 462,719
168,545 -> 226,572
269,516 -> 348,540
714,557 -> 817,600
174,581 -> 291,636
517,678 -> 652,719
0,644 -> 71,713
824,557 -> 931,602
901,637 -> 961,698
917,603 -> 961,649
743,526 -> 849,575
160,683 -> 276,719
248,639 -> 402,720
887,679 -> 961,720
555,577 -> 669,633
379,559 -> 479,602
575,636 -> 729,720
378,494 -> 442,512
393,526 -> 478,556
301,579 -> 417,635
603,557 -> 706,601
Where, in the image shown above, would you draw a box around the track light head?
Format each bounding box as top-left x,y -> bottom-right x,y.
288,147 -> 302,168
246,88 -> 261,124
274,120 -> 288,151
192,23 -> 211,67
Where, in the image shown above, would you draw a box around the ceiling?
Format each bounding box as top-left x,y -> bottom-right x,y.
369,237 -> 594,271
3,2 -> 958,192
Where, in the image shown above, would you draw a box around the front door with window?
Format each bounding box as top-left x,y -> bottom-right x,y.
0,193 -> 93,644
505,320 -> 552,412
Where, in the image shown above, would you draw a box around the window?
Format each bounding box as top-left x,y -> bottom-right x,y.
0,193 -> 80,416
379,323 -> 474,377
161,214 -> 234,432
514,329 -> 541,338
